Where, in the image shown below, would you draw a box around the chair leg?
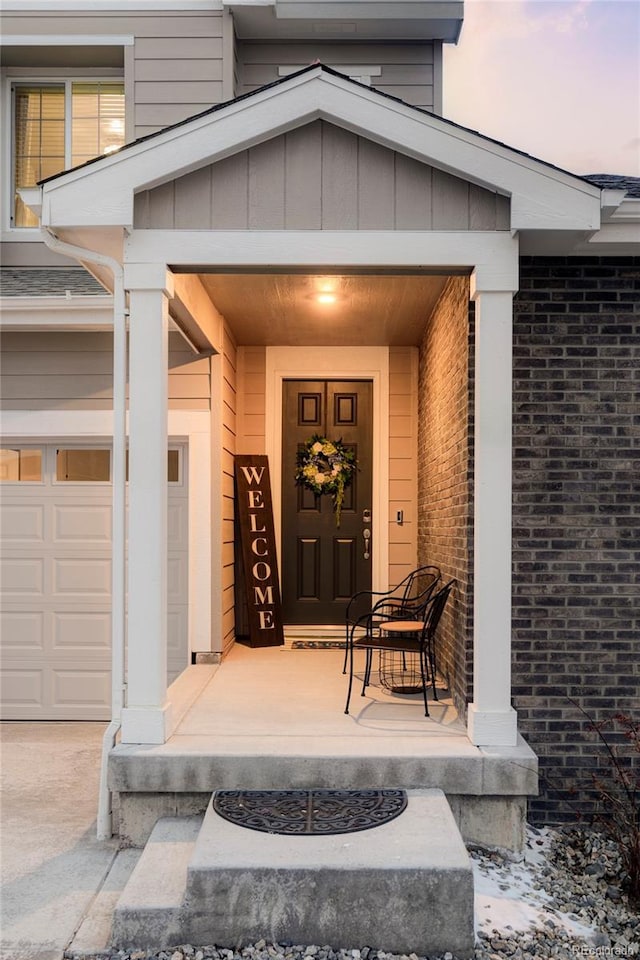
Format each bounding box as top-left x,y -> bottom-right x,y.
361,649 -> 372,696
342,623 -> 349,674
418,647 -> 430,717
427,640 -> 438,700
344,626 -> 356,714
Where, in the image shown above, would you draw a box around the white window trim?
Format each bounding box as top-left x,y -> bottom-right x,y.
0,409 -> 212,655
277,65 -> 382,87
2,72 -> 125,238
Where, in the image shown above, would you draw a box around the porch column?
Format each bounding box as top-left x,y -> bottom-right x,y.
121,264 -> 174,744
468,280 -> 519,747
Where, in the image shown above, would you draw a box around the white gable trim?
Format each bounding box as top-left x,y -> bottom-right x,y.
38,67 -> 601,234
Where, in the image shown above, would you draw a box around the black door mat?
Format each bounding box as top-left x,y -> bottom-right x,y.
213,788 -> 407,835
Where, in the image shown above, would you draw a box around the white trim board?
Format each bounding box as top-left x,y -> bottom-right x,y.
3,35 -> 135,46
265,346 -> 390,599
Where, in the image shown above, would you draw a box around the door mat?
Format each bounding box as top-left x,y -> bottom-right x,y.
213,789 -> 407,835
290,639 -> 345,649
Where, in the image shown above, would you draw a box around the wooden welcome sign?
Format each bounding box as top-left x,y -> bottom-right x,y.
234,456 -> 284,647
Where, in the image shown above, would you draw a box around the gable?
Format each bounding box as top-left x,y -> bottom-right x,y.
133,120 -> 510,231
34,67 -> 601,234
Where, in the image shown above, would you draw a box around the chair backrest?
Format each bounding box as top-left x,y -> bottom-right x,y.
396,574 -> 441,621
423,580 -> 455,638
401,565 -> 440,603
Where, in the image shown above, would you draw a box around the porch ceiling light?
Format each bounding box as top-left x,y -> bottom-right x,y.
309,278 -> 343,305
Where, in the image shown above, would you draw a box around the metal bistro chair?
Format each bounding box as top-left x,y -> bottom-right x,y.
342,565 -> 440,674
344,580 -> 455,717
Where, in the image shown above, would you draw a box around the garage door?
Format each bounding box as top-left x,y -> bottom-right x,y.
0,443 -> 188,720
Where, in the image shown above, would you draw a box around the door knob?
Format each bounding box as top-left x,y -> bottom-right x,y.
363,527 -> 371,560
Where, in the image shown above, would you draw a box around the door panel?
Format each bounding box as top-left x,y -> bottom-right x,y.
282,379 -> 373,624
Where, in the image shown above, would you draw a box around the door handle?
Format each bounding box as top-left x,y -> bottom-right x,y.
363,527 -> 371,560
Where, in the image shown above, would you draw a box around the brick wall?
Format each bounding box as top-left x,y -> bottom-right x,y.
513,256 -> 640,823
417,276 -> 474,714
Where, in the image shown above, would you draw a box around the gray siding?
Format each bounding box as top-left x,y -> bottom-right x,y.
134,121 -> 510,231
0,332 -> 210,411
236,41 -> 437,110
1,12 -> 224,138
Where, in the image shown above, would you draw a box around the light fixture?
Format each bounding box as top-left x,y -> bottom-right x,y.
308,277 -> 343,305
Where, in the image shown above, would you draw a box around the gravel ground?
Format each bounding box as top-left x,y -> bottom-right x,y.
72,827 -> 639,960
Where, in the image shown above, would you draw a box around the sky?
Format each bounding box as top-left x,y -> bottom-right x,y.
443,0 -> 640,176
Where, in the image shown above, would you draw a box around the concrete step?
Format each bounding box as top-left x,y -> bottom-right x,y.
112,789 -> 474,957
111,815 -> 202,947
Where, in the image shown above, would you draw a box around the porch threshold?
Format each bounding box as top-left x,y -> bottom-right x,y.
109,646 -> 537,852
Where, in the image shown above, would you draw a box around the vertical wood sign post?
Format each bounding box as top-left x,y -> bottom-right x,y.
234,455 -> 284,647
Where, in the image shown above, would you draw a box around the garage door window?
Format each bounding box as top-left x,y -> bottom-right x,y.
56,448 -> 110,482
0,447 -> 42,482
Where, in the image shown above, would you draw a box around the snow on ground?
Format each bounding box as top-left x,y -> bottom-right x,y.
472,827 -> 598,946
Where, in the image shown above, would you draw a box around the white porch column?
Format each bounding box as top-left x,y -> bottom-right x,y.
468,279 -> 519,747
121,264 -> 174,744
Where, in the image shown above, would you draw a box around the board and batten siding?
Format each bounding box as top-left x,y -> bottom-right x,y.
1,11 -> 226,139
219,321 -> 238,656
0,332 -> 210,410
134,121 -> 510,232
236,42 -> 437,110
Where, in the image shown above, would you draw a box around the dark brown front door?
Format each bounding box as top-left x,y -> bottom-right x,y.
281,379 -> 373,624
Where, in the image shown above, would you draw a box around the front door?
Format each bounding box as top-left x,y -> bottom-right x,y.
281,380 -> 373,624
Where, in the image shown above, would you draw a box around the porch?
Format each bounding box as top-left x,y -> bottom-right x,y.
108,644 -> 538,853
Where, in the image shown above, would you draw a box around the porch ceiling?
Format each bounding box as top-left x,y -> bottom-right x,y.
197,272 -> 450,346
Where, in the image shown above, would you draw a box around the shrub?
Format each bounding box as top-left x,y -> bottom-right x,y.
571,702 -> 640,904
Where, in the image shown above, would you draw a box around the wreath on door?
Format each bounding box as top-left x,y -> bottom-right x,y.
295,435 -> 357,527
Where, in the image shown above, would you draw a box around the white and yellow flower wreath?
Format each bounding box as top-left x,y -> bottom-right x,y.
295,434 -> 357,527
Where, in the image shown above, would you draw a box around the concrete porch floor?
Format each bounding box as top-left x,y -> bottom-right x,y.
109,645 -> 538,851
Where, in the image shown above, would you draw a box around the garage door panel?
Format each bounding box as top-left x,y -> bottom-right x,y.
52,557 -> 111,597
1,441 -> 188,720
0,610 -> 45,651
0,557 -> 45,596
167,556 -> 187,602
53,611 -> 111,652
0,503 -> 45,543
168,608 -> 187,654
52,666 -> 111,709
168,500 -> 188,545
0,666 -> 44,709
52,503 -> 111,543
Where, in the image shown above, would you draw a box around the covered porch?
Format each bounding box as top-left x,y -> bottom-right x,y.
23,64 -> 604,845
109,643 -> 537,852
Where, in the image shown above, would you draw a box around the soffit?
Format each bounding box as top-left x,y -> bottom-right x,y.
228,3 -> 463,41
198,272 -> 450,346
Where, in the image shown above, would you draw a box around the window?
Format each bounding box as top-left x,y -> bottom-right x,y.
12,80 -> 125,228
0,448 -> 43,482
56,448 -> 111,482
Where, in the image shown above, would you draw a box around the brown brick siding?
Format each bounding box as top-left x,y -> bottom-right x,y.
513,256 -> 640,823
417,276 -> 474,714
